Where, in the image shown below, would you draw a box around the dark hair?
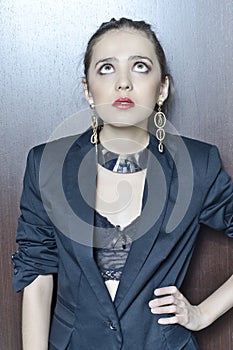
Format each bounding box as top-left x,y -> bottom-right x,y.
84,17 -> 168,82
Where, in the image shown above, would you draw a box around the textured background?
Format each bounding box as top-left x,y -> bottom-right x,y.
1,0 -> 233,348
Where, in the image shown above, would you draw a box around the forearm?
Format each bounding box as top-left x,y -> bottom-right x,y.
149,274 -> 233,331
22,274 -> 53,350
197,274 -> 233,329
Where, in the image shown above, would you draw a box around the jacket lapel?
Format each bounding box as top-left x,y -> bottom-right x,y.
63,132 -> 118,316
114,136 -> 175,311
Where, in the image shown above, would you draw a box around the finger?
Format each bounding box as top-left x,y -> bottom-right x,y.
149,295 -> 176,308
154,286 -> 178,296
158,315 -> 179,325
150,304 -> 178,315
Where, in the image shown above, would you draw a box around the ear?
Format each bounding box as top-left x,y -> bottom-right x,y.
82,78 -> 94,106
157,76 -> 169,104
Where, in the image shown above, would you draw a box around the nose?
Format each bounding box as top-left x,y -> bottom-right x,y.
115,74 -> 133,92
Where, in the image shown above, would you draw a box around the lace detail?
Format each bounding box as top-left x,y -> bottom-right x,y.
94,211 -> 134,281
94,243 -> 131,282
100,270 -> 122,281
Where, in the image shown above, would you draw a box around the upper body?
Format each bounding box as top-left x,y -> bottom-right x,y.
12,17 -> 233,350
13,128 -> 233,349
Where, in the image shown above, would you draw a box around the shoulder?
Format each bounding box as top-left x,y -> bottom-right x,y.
28,128 -> 92,165
167,133 -> 220,163
181,135 -> 221,169
165,134 -> 222,182
180,135 -> 216,152
167,133 -> 215,152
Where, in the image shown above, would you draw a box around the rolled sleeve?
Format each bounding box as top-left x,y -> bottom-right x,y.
199,146 -> 233,237
12,147 -> 58,292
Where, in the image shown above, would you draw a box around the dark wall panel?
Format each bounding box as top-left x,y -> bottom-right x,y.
1,1 -> 232,349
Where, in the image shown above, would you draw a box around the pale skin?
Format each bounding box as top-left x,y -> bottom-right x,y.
149,275 -> 233,331
22,274 -> 53,349
21,28 -> 233,348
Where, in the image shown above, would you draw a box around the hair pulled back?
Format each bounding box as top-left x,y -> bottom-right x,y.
84,17 -> 168,82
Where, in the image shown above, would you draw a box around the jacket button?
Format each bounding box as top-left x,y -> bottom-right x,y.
11,255 -> 15,265
109,322 -> 117,331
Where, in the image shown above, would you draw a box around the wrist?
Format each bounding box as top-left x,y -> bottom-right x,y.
196,303 -> 213,330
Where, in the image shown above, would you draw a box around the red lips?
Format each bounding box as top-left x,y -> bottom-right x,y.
112,97 -> 135,110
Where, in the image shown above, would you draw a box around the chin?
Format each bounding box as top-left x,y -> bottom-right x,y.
97,105 -> 152,128
102,119 -> 147,129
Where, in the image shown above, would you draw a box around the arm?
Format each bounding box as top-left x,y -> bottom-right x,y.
12,148 -> 58,345
148,274 -> 233,331
22,274 -> 53,350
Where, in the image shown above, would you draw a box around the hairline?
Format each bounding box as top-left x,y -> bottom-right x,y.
86,27 -> 162,81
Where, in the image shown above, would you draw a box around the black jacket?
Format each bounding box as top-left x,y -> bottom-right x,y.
12,130 -> 233,349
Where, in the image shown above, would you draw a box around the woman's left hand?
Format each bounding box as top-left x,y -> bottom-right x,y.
148,286 -> 202,331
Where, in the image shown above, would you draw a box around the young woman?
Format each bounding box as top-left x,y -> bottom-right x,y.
12,18 -> 233,349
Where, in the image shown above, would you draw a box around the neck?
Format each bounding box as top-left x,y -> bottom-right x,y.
99,121 -> 149,154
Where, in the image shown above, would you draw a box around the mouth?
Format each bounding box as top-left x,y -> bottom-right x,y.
112,97 -> 135,110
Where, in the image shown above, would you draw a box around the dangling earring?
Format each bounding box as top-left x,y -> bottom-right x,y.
90,103 -> 98,145
154,100 -> 166,153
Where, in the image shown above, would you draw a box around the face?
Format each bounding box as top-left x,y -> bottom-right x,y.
84,29 -> 169,128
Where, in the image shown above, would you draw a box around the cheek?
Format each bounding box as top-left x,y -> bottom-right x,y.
90,88 -> 112,105
134,78 -> 161,103
142,88 -> 158,108
88,78 -> 114,104
90,89 -> 102,103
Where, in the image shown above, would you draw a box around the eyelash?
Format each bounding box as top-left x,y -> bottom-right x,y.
97,61 -> 151,75
98,64 -> 114,75
133,62 -> 150,73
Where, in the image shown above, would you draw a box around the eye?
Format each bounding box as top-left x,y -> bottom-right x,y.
133,62 -> 150,73
98,64 -> 114,75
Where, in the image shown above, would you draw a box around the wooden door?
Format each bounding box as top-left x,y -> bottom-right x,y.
1,1 -> 232,349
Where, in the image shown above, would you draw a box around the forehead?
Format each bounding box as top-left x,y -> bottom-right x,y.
91,29 -> 157,61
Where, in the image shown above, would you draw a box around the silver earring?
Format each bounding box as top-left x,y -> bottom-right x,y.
90,103 -> 98,145
154,101 -> 166,153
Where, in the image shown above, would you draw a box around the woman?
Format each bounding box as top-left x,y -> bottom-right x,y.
12,18 -> 233,349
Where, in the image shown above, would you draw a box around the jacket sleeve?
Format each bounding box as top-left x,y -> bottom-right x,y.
199,145 -> 233,237
12,147 -> 58,292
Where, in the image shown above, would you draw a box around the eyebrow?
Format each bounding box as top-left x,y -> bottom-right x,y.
95,55 -> 153,68
130,55 -> 153,65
